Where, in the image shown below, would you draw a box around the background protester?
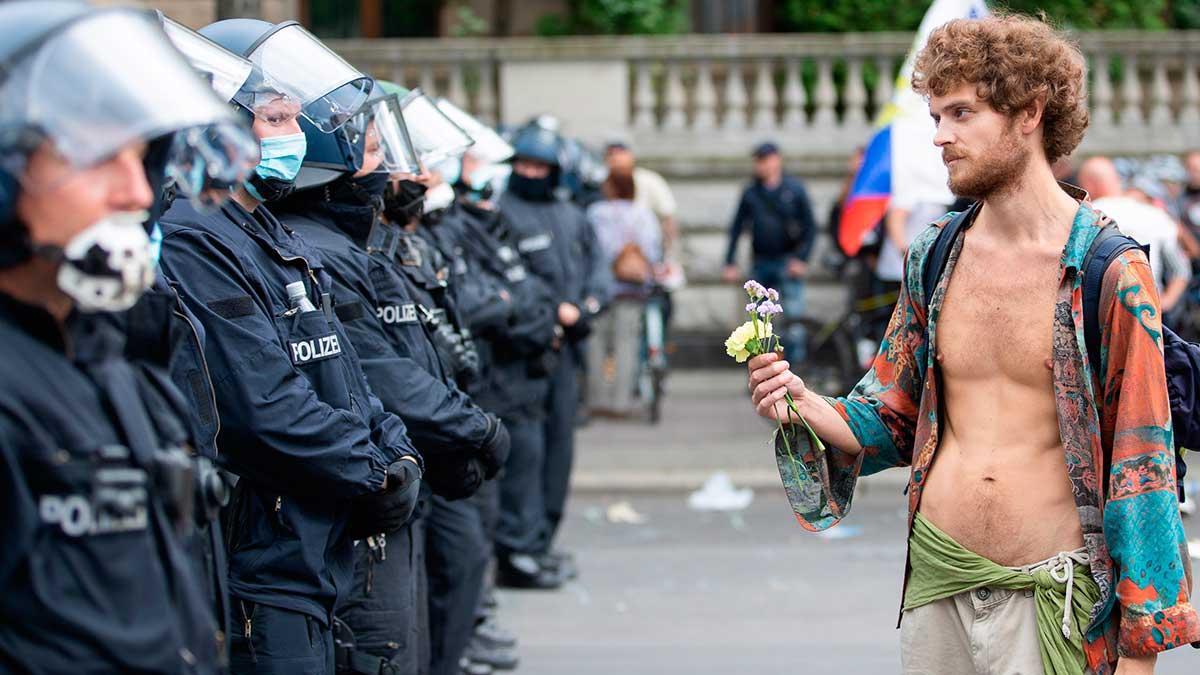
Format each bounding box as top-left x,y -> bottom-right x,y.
585,168 -> 662,417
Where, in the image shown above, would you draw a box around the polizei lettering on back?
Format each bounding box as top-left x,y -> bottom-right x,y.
289,332 -> 343,365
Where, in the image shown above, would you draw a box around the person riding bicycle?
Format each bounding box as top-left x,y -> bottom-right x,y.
585,167 -> 661,417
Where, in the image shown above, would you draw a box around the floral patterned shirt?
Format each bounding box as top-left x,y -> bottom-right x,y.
775,196 -> 1199,673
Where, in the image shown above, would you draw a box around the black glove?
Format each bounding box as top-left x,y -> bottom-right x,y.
478,414 -> 511,479
347,459 -> 421,539
424,454 -> 484,501
563,311 -> 593,343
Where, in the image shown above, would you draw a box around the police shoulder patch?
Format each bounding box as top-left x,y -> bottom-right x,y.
377,303 -> 419,325
289,332 -> 343,365
518,233 -> 552,253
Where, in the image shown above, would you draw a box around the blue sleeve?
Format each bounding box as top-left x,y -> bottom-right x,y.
725,189 -> 750,265
158,229 -> 388,498
344,262 -> 490,454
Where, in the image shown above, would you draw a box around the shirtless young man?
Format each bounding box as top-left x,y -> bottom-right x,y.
746,15 -> 1198,675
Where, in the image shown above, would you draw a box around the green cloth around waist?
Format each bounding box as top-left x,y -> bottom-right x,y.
903,512 -> 1099,675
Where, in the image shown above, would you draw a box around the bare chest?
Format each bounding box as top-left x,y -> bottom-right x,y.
935,246 -> 1062,385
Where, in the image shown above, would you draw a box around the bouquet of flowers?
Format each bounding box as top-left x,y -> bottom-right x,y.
725,281 -> 826,465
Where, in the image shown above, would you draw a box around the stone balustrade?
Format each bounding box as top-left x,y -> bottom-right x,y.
331,31 -> 1200,162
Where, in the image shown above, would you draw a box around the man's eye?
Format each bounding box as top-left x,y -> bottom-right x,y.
955,108 -> 970,118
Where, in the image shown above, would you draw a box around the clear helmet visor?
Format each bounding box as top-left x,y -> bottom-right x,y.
165,119 -> 259,207
346,93 -> 420,176
400,89 -> 474,168
246,23 -> 371,133
159,14 -> 253,104
0,8 -> 240,172
435,98 -> 513,165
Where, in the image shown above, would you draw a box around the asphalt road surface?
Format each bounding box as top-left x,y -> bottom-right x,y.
498,487 -> 1200,675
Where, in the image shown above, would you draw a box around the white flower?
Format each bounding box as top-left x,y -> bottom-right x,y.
724,320 -> 772,363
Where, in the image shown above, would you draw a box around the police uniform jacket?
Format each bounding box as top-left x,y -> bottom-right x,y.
274,202 -> 492,471
157,198 -> 419,624
0,295 -> 220,674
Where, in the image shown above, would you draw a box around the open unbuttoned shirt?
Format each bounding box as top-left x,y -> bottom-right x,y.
775,192 -> 1199,674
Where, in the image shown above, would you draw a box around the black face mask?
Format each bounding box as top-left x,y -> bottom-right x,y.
246,172 -> 296,203
328,172 -> 388,210
384,180 -> 427,224
507,171 -> 557,202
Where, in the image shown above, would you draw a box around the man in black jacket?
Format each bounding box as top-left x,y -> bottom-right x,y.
0,3 -> 243,671
275,89 -> 509,675
159,19 -> 423,675
722,142 -> 818,359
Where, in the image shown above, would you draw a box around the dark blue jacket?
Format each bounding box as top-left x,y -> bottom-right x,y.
497,192 -> 610,313
426,202 -> 560,419
0,296 -> 219,674
275,206 -> 492,466
724,174 -> 818,264
158,198 -> 419,624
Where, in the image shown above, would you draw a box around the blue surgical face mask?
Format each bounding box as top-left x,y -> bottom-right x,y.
434,157 -> 462,186
148,221 -> 163,269
244,132 -> 306,202
255,132 -> 307,181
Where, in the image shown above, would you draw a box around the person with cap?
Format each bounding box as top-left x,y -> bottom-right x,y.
722,142 -> 818,360
274,80 -> 510,675
0,1 -> 258,671
155,19 -> 423,674
497,125 -> 611,587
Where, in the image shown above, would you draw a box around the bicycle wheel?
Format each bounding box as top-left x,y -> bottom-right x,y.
791,316 -> 859,394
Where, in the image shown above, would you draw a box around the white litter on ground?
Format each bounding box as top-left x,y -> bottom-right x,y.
605,500 -> 646,524
687,472 -> 754,511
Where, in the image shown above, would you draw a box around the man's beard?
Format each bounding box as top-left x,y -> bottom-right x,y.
945,122 -> 1030,200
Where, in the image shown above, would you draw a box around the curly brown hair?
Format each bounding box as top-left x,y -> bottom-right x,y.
912,14 -> 1089,162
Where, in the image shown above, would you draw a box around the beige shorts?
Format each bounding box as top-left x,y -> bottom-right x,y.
900,586 -> 1093,675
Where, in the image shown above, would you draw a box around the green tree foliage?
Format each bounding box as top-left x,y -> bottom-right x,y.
778,0 -> 1200,32
536,0 -> 688,36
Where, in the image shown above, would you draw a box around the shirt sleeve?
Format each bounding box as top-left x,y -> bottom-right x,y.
1097,250 -> 1200,656
642,169 -> 677,219
774,223 -> 939,531
725,190 -> 750,265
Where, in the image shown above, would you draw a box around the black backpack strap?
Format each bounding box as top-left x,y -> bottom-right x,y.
1080,222 -> 1144,378
921,202 -> 980,317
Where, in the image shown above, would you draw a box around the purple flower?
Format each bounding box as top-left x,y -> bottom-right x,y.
766,288 -> 780,302
745,302 -> 758,313
756,301 -> 783,318
743,280 -> 767,299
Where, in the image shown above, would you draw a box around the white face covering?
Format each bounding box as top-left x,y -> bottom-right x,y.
422,182 -> 455,214
54,210 -> 155,312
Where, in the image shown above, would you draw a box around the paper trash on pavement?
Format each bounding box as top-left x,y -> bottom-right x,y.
687,472 -> 754,512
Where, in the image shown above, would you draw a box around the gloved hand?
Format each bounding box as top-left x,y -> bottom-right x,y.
477,414 -> 511,479
430,318 -> 472,376
424,455 -> 484,501
563,311 -> 593,343
346,459 -> 421,539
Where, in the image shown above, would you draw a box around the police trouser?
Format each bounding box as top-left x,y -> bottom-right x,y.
426,494 -> 490,675
230,599 -> 334,675
495,414 -> 548,556
470,476 -> 502,621
335,518 -> 427,675
541,346 -> 580,550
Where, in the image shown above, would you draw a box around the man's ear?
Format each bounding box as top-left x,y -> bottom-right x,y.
1020,95 -> 1047,135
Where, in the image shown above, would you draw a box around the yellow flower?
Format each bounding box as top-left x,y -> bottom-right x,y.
724,320 -> 772,363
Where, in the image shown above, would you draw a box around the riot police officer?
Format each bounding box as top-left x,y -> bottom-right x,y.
157,19 -> 423,674
274,82 -> 509,675
496,126 -> 610,586
0,2 -> 251,671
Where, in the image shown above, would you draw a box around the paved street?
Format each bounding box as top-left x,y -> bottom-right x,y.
497,370 -> 1200,674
